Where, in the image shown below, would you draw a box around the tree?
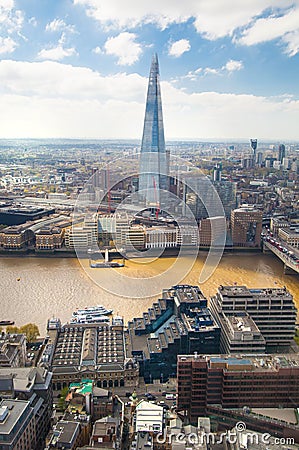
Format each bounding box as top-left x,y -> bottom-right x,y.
6,326 -> 20,334
19,323 -> 40,342
58,386 -> 69,411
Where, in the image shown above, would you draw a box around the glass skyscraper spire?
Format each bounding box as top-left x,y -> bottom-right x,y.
139,54 -> 168,205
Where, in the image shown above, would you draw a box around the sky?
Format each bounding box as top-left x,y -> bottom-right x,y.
0,0 -> 299,141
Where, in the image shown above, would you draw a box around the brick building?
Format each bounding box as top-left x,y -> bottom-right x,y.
177,354 -> 299,424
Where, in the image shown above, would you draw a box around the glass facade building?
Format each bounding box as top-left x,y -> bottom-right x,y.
139,54 -> 168,205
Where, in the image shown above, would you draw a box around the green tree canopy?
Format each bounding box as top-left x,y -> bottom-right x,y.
6,326 -> 20,334
19,323 -> 40,342
6,323 -> 40,342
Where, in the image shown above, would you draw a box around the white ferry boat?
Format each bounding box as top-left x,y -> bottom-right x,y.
72,305 -> 113,317
70,314 -> 110,324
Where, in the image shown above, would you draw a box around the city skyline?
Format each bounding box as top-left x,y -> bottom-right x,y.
0,1 -> 299,140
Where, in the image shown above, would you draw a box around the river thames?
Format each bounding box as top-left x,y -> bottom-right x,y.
1,252 -> 298,333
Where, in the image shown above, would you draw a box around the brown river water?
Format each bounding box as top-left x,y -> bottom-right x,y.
0,252 -> 298,334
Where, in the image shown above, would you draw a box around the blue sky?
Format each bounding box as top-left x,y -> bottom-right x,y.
0,0 -> 299,140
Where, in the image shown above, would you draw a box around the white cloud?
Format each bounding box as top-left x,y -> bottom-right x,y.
37,46 -> 76,61
104,32 -> 142,65
73,0 -> 191,30
204,67 -> 219,75
183,59 -> 243,79
37,45 -> 77,61
73,0 -> 299,55
0,0 -> 24,34
45,18 -> 76,34
92,46 -> 102,55
0,36 -> 17,54
223,59 -> 243,72
0,59 -> 298,140
282,29 -> 299,57
28,16 -> 37,27
236,5 -> 299,56
37,33 -> 77,61
168,39 -> 190,57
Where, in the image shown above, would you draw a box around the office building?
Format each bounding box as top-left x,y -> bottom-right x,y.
35,226 -> 64,250
215,311 -> 266,354
214,181 -> 237,218
212,163 -> 222,182
145,225 -> 178,249
126,225 -> 146,250
198,217 -> 226,247
126,285 -> 220,383
135,400 -> 164,433
210,285 -> 297,350
65,214 -> 97,251
48,322 -> 138,390
47,415 -> 91,450
89,417 -> 118,448
256,151 -> 263,166
0,367 -> 53,449
278,144 -> 286,163
250,139 -> 257,163
0,400 -> 36,450
265,157 -> 277,168
177,353 -> 299,423
0,224 -> 35,249
242,157 -> 254,169
98,213 -> 130,248
0,206 -> 55,226
231,207 -> 262,247
0,333 -> 27,367
139,54 -> 168,206
278,226 -> 299,247
183,176 -> 235,219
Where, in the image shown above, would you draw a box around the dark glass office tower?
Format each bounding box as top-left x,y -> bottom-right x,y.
278,144 -> 286,163
139,54 -> 168,205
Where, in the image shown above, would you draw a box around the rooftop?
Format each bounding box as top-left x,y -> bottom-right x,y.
178,354 -> 299,372
218,285 -> 292,298
0,399 -> 31,435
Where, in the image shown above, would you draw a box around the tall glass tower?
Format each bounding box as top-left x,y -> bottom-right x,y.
139,54 -> 168,206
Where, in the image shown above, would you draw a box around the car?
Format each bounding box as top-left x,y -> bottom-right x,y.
165,393 -> 176,400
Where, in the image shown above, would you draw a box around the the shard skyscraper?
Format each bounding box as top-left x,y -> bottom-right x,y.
139,54 -> 168,206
